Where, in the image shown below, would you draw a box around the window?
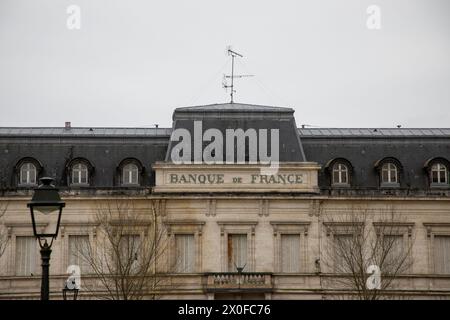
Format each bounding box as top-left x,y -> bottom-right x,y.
19,163 -> 37,185
381,163 -> 398,184
334,234 -> 353,273
384,235 -> 404,267
281,234 -> 301,273
332,163 -> 348,185
228,234 -> 247,272
72,163 -> 88,185
69,235 -> 91,274
175,234 -> 195,273
434,236 -> 450,274
15,236 -> 37,276
122,163 -> 139,185
119,235 -> 141,270
431,163 -> 448,184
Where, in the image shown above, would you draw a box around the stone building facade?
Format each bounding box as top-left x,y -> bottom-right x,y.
0,103 -> 449,299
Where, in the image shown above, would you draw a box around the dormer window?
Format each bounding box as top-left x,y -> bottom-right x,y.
123,163 -> 139,185
20,162 -> 37,185
425,158 -> 450,188
15,157 -> 42,187
326,158 -> 352,187
72,163 -> 88,185
381,163 -> 398,184
117,158 -> 144,187
375,157 -> 402,188
332,163 -> 349,185
66,158 -> 93,187
431,163 -> 448,184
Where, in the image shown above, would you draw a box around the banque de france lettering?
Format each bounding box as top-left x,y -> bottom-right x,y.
169,173 -> 303,184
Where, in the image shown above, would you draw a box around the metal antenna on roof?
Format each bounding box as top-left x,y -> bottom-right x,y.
223,46 -> 254,103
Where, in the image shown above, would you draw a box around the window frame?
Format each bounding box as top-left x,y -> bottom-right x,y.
326,158 -> 352,188
429,161 -> 449,188
19,162 -> 37,186
15,157 -> 42,188
166,221 -> 205,274
122,163 -> 140,186
66,158 -> 93,187
117,158 -> 144,187
332,162 -> 349,186
376,158 -> 402,188
270,221 -> 310,274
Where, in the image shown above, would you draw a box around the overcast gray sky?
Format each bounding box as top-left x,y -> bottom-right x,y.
0,0 -> 449,128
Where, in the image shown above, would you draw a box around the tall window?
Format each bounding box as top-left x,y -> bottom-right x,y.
332,163 -> 348,185
122,163 -> 139,185
175,234 -> 195,273
281,234 -> 301,273
431,163 -> 448,184
19,163 -> 37,185
15,236 -> 37,276
72,163 -> 88,185
434,236 -> 450,274
69,235 -> 91,274
119,235 -> 141,270
228,234 -> 247,272
381,163 -> 398,184
384,235 -> 404,267
334,234 -> 353,273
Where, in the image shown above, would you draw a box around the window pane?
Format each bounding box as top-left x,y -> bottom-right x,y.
333,170 -> 340,184
175,234 -> 195,273
228,234 -> 247,271
341,168 -> 347,183
434,236 -> 450,274
382,169 -> 389,183
69,235 -> 91,274
281,234 -> 300,273
439,170 -> 447,184
432,170 -> 439,183
15,236 -> 37,276
390,168 -> 397,182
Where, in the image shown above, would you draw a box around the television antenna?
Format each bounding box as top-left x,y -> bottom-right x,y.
223,46 -> 254,103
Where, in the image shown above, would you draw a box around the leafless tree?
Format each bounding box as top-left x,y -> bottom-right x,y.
0,201 -> 9,260
73,199 -> 173,300
320,206 -> 414,300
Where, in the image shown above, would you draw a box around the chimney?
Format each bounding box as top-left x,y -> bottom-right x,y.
65,122 -> 71,130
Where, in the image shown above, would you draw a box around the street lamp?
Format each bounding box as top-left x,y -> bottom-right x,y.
27,177 -> 65,300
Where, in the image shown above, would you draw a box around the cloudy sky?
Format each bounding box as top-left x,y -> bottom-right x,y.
0,0 -> 449,128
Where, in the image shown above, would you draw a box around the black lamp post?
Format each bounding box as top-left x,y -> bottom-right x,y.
27,177 -> 65,300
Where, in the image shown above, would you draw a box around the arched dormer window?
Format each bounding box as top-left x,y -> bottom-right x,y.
15,157 -> 43,187
375,157 -> 402,188
123,163 -> 139,185
424,157 -> 450,188
66,158 -> 94,186
325,158 -> 353,187
117,158 -> 144,186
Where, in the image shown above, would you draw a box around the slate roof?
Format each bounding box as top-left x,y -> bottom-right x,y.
0,102 -> 449,192
299,128 -> 450,137
175,103 -> 293,113
0,127 -> 171,137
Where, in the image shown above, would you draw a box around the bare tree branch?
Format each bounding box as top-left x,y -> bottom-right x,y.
321,206 -> 415,300
72,198 -> 174,300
